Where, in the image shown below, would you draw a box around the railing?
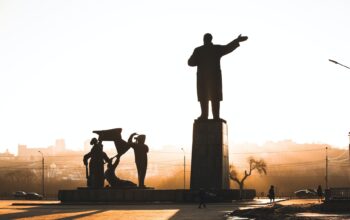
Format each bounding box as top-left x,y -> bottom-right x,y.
325,188 -> 350,201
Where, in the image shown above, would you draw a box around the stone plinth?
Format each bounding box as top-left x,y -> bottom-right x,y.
58,188 -> 256,203
190,119 -> 229,190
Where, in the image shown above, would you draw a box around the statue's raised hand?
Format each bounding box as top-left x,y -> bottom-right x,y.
128,132 -> 138,143
236,34 -> 248,42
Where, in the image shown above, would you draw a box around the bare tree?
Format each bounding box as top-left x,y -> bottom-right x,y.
230,157 -> 267,199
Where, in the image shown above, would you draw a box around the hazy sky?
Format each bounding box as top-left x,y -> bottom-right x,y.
1,0 -> 350,153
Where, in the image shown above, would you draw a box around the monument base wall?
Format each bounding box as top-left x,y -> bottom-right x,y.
58,188 -> 256,203
190,119 -> 229,190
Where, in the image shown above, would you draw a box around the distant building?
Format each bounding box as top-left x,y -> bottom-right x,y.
17,139 -> 69,159
17,144 -> 54,159
54,139 -> 66,154
0,149 -> 15,160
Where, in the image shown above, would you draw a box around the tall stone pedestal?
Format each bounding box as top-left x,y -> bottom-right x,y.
190,119 -> 229,190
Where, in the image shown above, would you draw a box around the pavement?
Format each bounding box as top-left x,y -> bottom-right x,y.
0,199 -> 276,220
229,199 -> 350,220
2,199 -> 345,220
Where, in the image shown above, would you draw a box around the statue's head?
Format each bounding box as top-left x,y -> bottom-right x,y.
203,33 -> 212,45
136,135 -> 146,144
90,138 -> 98,146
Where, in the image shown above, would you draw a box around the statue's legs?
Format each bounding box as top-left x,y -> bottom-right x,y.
212,101 -> 220,120
89,166 -> 105,188
199,101 -> 208,119
199,101 -> 220,119
136,161 -> 147,188
96,174 -> 105,188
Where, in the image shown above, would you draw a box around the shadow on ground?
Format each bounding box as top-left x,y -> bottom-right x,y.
0,201 -> 244,220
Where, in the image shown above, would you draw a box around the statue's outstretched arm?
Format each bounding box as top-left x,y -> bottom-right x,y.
112,156 -> 120,169
103,152 -> 110,163
222,34 -> 248,56
83,152 -> 91,165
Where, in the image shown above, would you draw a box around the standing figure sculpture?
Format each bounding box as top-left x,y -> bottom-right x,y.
128,133 -> 149,188
188,33 -> 248,120
83,138 -> 110,188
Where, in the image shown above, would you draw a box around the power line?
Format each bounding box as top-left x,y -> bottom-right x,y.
230,148 -> 324,155
328,150 -> 348,161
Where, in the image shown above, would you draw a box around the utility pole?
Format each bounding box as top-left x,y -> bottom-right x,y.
325,147 -> 328,189
38,151 -> 45,198
181,148 -> 186,190
348,132 -> 350,161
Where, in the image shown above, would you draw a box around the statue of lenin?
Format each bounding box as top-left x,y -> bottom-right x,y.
188,33 -> 248,120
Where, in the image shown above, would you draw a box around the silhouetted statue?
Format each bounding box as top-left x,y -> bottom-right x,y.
104,155 -> 137,188
92,128 -> 150,188
188,33 -> 248,120
128,133 -> 149,188
83,138 -> 110,188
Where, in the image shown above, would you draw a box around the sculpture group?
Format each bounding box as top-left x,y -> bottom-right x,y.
83,128 -> 149,189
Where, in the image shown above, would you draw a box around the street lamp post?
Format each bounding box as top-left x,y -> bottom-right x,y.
329,59 -> 350,69
181,148 -> 186,190
348,132 -> 350,161
325,147 -> 328,189
38,151 -> 44,198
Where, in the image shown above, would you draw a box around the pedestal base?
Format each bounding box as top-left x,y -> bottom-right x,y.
190,119 -> 229,190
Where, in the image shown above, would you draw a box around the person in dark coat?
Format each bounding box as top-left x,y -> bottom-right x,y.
198,188 -> 206,208
188,33 -> 248,120
317,185 -> 323,202
83,138 -> 110,188
128,133 -> 149,188
268,185 -> 275,203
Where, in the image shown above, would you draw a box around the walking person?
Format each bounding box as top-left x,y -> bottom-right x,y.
268,185 -> 275,203
198,188 -> 206,208
317,185 -> 323,202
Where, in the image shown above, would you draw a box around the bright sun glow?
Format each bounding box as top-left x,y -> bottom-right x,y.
1,0 -> 350,154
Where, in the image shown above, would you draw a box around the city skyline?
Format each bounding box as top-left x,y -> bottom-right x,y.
1,0 -> 350,153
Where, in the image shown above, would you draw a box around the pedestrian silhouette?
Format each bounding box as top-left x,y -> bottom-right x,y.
198,188 -> 206,208
268,185 -> 275,203
188,33 -> 248,120
317,185 -> 323,202
83,138 -> 110,188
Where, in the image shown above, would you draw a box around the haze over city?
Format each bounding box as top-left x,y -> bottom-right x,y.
1,0 -> 350,154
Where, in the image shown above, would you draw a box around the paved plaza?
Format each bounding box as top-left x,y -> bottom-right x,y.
2,199 -> 348,220
0,199 -> 272,220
